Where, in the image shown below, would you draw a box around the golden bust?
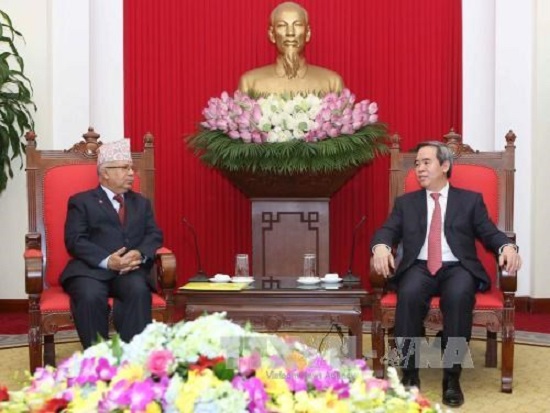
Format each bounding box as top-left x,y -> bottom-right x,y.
238,2 -> 344,95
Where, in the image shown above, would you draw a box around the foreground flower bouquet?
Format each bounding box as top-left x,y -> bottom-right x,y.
0,313 -> 444,412
188,90 -> 388,175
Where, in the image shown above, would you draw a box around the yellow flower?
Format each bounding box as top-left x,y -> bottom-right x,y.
111,363 -> 145,384
175,370 -> 222,413
68,382 -> 108,411
255,367 -> 290,396
268,392 -> 296,412
294,390 -> 349,413
145,401 -> 163,413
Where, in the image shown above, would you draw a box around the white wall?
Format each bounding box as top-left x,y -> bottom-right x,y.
0,0 -> 52,302
0,0 -> 547,299
0,0 -> 123,300
532,0 -> 550,298
463,0 -> 538,296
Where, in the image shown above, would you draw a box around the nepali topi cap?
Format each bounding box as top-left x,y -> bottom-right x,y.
97,139 -> 132,166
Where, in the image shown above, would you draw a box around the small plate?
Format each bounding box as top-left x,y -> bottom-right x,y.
321,277 -> 342,283
231,277 -> 254,284
297,284 -> 320,290
297,277 -> 321,285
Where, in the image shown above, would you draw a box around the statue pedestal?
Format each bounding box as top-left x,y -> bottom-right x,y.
222,168 -> 359,278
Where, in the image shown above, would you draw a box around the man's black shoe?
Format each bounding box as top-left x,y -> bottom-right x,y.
442,375 -> 464,407
401,370 -> 421,390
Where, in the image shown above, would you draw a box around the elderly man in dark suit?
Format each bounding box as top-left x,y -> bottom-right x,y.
60,139 -> 163,348
370,141 -> 521,407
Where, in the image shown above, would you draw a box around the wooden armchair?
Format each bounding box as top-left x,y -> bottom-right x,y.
24,128 -> 177,372
370,130 -> 517,393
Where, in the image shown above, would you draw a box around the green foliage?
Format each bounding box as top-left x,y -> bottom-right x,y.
187,123 -> 389,175
212,361 -> 235,381
0,9 -> 36,193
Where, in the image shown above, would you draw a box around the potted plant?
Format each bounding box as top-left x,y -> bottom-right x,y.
0,9 -> 36,194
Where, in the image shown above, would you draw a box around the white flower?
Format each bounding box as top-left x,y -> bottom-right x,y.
121,320 -> 172,366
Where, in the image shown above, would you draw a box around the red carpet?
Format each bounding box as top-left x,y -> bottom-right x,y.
1,310 -> 549,335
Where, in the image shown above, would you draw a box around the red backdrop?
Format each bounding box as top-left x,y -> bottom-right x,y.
123,0 -> 462,287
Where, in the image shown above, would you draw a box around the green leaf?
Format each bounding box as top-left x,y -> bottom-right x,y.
212,361 -> 235,381
187,123 -> 389,175
0,10 -> 35,194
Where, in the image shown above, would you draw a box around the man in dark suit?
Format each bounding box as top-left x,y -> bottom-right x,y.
370,141 -> 521,407
60,139 -> 163,348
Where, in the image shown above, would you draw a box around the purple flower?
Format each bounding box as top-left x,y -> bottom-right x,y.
304,357 -> 350,397
102,379 -> 131,409
97,358 -> 117,381
232,376 -> 268,413
286,369 -> 308,392
127,380 -> 157,411
75,357 -> 100,385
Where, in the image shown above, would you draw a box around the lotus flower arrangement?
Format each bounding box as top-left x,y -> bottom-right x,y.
0,313 -> 443,412
188,90 -> 388,175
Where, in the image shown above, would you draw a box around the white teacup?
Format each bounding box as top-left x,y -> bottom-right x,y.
213,273 -> 230,282
324,273 -> 339,280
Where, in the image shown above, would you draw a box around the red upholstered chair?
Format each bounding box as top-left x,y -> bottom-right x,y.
24,128 -> 176,372
370,130 -> 518,393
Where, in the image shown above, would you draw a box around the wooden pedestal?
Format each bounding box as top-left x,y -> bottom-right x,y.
252,198 -> 329,278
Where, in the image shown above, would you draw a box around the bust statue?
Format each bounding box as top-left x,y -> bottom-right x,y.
238,2 -> 344,96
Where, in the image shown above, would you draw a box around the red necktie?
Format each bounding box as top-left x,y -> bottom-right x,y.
427,193 -> 442,275
113,194 -> 125,224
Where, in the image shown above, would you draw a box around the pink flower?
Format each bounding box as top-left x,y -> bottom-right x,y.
238,352 -> 261,376
146,349 -> 174,377
365,377 -> 389,392
200,89 -> 380,143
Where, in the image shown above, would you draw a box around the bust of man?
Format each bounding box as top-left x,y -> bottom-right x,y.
238,1 -> 344,96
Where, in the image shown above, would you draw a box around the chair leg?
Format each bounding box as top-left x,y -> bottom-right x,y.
44,334 -> 56,367
371,319 -> 386,378
501,322 -> 515,393
485,331 -> 497,368
28,326 -> 42,373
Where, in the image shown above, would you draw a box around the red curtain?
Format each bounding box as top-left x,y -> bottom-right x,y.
124,0 -> 462,287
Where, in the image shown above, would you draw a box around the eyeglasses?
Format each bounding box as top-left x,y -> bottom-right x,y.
104,165 -> 134,172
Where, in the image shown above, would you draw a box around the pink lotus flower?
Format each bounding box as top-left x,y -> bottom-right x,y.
200,89 -> 380,143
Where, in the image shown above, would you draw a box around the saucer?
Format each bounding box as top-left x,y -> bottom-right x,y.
297,284 -> 319,290
297,277 -> 321,285
231,276 -> 254,284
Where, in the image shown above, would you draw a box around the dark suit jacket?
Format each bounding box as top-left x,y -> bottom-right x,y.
60,186 -> 163,287
370,186 -> 512,292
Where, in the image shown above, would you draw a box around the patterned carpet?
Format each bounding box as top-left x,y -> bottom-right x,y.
2,321 -> 549,349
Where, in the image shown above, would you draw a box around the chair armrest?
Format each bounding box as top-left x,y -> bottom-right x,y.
155,247 -> 177,291
499,268 -> 517,293
369,257 -> 387,291
24,233 -> 44,295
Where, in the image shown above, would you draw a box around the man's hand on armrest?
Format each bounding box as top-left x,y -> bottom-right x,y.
498,244 -> 522,273
372,244 -> 395,278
